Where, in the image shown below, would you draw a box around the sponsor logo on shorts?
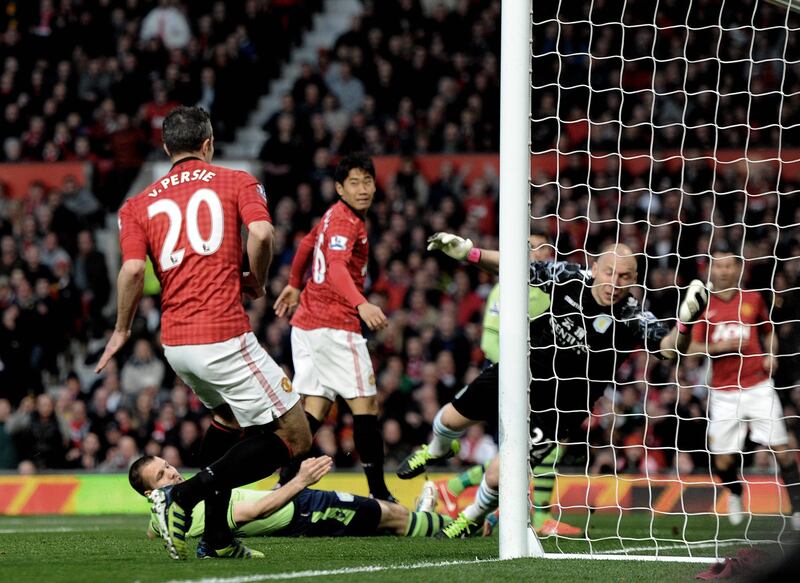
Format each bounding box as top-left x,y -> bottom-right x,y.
329,235 -> 349,250
281,378 -> 293,392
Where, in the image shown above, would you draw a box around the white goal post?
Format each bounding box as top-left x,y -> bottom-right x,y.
498,0 -> 799,562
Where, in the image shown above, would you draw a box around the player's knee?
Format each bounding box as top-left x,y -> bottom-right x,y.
485,457 -> 500,486
289,426 -> 313,457
713,454 -> 734,472
775,448 -> 793,467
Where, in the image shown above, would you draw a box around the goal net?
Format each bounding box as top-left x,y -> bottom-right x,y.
498,0 -> 800,562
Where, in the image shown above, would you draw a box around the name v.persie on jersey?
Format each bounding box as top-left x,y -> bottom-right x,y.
146,167 -> 218,197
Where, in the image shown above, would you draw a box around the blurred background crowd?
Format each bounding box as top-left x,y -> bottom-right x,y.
0,0 -> 798,478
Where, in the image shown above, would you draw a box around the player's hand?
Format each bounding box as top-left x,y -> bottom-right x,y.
427,232 -> 473,261
273,285 -> 301,318
296,456 -> 333,487
241,272 -> 265,300
763,354 -> 778,373
358,302 -> 388,330
95,329 -> 131,373
678,279 -> 711,324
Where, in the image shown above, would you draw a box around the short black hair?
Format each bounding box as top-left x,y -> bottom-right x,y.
334,152 -> 375,184
129,455 -> 156,496
711,242 -> 743,262
162,106 -> 213,155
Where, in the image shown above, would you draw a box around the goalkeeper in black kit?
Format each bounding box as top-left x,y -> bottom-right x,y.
398,233 -> 710,538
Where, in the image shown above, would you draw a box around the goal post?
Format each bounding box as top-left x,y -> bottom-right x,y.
498,0 -> 799,562
498,0 -> 541,560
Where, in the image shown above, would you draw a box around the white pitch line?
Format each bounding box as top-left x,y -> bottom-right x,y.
0,527 -> 101,534
603,540 -> 744,555
162,558 -> 502,583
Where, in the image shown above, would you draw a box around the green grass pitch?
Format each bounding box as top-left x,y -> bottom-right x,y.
0,513 -> 793,582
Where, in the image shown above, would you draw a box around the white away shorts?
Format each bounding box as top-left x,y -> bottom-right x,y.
291,327 -> 377,402
163,332 -> 299,428
707,379 -> 789,453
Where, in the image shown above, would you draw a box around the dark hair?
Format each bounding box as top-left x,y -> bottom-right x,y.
334,152 -> 375,184
529,227 -> 551,242
162,106 -> 212,155
129,455 -> 156,496
710,243 -> 743,262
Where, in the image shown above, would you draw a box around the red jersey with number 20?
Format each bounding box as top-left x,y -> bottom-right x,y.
691,290 -> 772,391
118,158 -> 271,346
291,201 -> 368,334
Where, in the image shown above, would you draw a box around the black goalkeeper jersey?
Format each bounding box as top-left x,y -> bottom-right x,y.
528,260 -> 669,400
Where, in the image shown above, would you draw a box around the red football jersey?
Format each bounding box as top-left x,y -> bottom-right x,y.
118,158 -> 270,345
692,290 -> 772,390
291,201 -> 368,334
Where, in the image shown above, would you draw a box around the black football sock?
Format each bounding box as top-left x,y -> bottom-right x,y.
199,421 -> 243,548
779,461 -> 800,513
353,414 -> 391,499
200,420 -> 244,465
716,465 -> 743,497
172,430 -> 291,511
278,412 -> 323,485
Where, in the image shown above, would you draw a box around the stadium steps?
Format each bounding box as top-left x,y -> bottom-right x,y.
218,0 -> 362,160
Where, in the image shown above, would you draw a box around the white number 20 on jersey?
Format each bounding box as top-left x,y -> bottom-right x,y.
147,188 -> 224,271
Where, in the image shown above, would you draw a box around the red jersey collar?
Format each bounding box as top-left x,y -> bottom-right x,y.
337,197 -> 366,221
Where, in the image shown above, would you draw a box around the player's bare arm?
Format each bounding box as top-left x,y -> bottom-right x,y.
275,230 -> 315,317
247,220 -> 274,291
95,258 -> 146,373
232,457 -> 333,524
762,328 -> 779,372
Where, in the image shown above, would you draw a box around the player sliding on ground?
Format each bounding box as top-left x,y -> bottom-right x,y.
399,233 -> 708,538
129,455 -> 449,553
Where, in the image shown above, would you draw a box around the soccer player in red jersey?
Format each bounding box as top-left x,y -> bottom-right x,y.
95,106 -> 312,559
690,248 -> 800,529
273,153 -> 395,501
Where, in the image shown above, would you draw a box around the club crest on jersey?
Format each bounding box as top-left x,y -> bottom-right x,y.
593,315 -> 612,333
329,235 -> 348,250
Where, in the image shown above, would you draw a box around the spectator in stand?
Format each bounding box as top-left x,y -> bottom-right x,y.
119,339 -> 165,398
73,230 -> 110,324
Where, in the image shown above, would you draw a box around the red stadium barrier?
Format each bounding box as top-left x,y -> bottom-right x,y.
0,162 -> 90,198
372,149 -> 800,189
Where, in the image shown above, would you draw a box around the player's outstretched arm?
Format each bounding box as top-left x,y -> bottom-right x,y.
95,259 -> 145,373
659,279 -> 710,360
232,456 -> 333,525
427,232 -> 499,274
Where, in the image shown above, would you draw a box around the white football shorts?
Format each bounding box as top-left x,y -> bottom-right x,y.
164,332 -> 299,428
291,327 -> 377,401
707,378 -> 789,453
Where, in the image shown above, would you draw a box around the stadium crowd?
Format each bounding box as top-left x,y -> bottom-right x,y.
0,0 -> 798,478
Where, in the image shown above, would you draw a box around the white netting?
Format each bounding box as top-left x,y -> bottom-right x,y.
525,0 -> 800,561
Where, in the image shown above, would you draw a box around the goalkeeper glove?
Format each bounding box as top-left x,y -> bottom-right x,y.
427,232 -> 473,261
678,279 -> 711,324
